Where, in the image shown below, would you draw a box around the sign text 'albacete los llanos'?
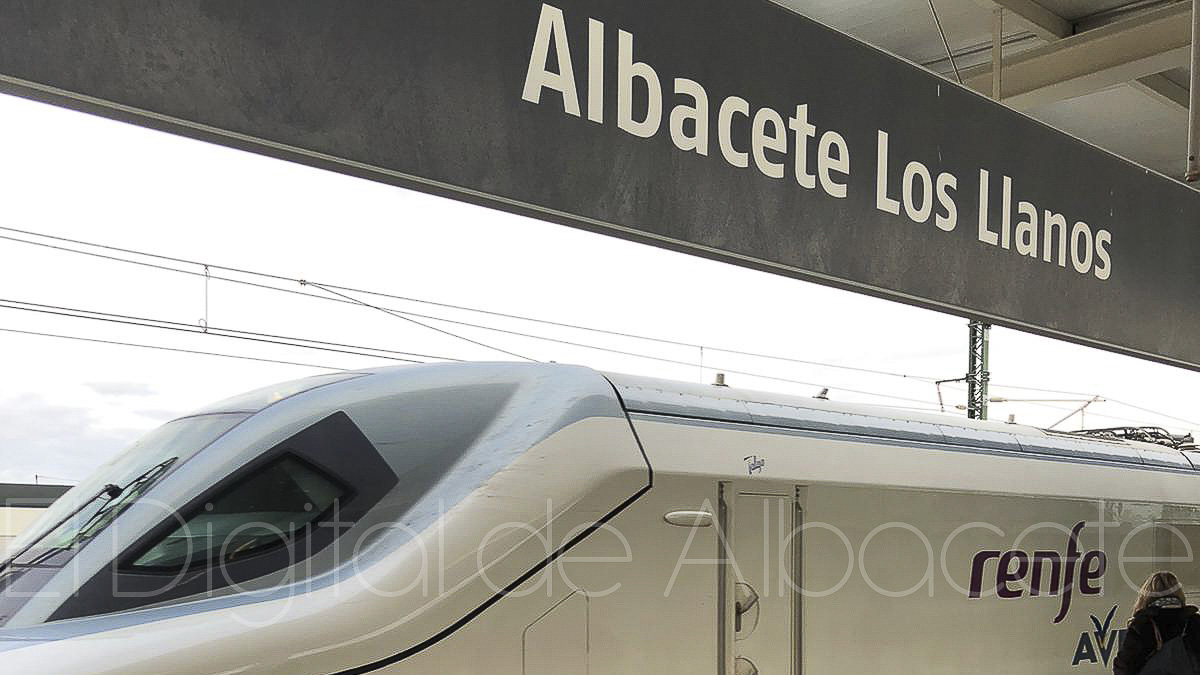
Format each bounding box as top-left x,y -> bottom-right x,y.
522,3 -> 1113,280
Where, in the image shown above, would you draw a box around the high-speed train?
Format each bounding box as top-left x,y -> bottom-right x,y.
1,362 -> 1198,674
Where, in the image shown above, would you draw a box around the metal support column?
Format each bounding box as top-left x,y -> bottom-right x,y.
964,11 -> 1002,422
1187,0 -> 1199,182
966,320 -> 991,420
992,8 -> 1004,100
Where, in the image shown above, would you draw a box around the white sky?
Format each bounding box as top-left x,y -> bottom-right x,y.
0,92 -> 1197,485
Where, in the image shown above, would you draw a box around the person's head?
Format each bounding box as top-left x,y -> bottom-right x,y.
1133,570 -> 1187,616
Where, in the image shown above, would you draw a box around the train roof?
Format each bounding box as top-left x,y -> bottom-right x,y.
291,363 -> 1194,473
604,371 -> 1198,472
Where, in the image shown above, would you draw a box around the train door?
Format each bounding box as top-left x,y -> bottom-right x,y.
719,483 -> 801,675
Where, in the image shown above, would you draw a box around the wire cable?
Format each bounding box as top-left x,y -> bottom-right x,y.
0,231 -> 528,363
0,299 -> 458,364
988,382 -> 1200,428
0,327 -> 348,370
14,226 -> 1193,423
6,299 -> 941,406
0,232 -> 944,403
300,281 -> 536,362
0,225 -> 942,382
1,294 -> 940,407
6,227 -> 1192,428
941,382 -> 1193,430
1102,398 -> 1200,429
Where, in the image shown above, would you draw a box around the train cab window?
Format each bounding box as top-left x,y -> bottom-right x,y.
46,411 -> 398,622
6,413 -> 249,564
128,455 -> 346,571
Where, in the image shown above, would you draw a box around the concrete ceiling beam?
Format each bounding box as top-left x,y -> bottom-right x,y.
1131,72 -> 1191,111
960,2 -> 1193,110
991,0 -> 1073,40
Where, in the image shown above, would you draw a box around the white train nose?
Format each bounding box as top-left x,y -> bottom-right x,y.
0,363 -> 652,675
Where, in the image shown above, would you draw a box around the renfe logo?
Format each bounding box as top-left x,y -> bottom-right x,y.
968,522 -> 1107,623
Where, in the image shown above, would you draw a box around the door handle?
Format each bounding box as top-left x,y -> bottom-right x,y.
663,510 -> 714,527
734,583 -> 759,633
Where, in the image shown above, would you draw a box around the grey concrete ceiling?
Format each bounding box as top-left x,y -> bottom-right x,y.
774,0 -> 1197,187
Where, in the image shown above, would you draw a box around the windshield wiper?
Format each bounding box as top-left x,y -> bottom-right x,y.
0,458 -> 179,572
74,459 -> 176,537
0,483 -> 122,574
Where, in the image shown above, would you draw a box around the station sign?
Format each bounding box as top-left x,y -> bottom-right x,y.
0,0 -> 1197,367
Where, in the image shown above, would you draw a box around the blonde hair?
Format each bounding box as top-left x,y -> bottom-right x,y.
1132,571 -> 1187,617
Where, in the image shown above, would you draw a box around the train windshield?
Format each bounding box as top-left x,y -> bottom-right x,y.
6,413 -> 249,561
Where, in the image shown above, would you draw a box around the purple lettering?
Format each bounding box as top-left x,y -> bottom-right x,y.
969,550 -> 1002,598
997,551 -> 1030,598
1080,551 -> 1106,595
1031,551 -> 1061,597
968,521 -> 1104,623
1054,521 -> 1087,624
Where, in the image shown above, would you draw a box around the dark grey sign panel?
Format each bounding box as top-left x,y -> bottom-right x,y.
0,1 -> 1197,367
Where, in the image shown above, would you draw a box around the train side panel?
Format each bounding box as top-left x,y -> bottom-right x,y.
629,413 -> 1200,674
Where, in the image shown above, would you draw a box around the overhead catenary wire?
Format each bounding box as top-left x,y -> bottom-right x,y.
0,225 -> 943,383
0,227 -> 945,404
6,225 -> 1195,425
1,294 -> 943,407
0,228 -> 946,401
1029,403 -> 1179,431
0,298 -> 461,364
299,281 -> 537,362
987,382 -> 1200,428
0,327 -> 348,370
0,328 -> 952,421
1101,398 -> 1200,429
940,381 -> 1193,431
0,231 -> 527,364
0,317 -> 1179,430
0,293 -> 945,408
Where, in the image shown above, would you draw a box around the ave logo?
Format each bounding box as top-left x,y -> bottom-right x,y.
1072,605 -> 1125,667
